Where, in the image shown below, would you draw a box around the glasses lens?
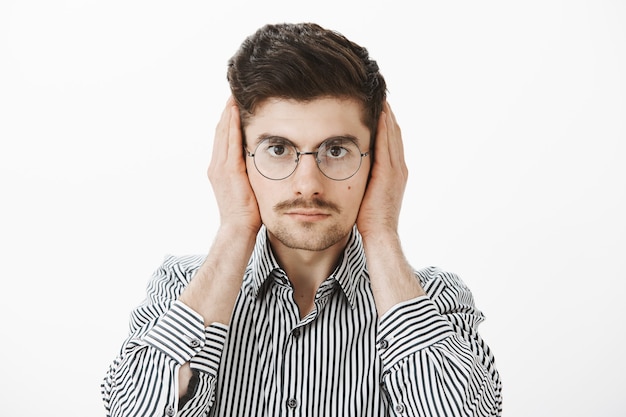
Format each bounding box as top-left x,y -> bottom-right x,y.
253,138 -> 298,180
317,138 -> 363,180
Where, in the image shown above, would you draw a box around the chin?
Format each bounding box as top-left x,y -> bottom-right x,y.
268,223 -> 350,252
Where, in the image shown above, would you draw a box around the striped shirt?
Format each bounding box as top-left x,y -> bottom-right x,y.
102,226 -> 502,416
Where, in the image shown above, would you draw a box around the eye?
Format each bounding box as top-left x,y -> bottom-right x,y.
326,145 -> 348,159
322,138 -> 358,160
268,144 -> 286,157
261,139 -> 294,158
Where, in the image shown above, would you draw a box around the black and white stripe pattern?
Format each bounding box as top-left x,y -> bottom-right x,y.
102,226 -> 502,416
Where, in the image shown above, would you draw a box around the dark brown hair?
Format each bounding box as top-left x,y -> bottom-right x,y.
227,23 -> 387,142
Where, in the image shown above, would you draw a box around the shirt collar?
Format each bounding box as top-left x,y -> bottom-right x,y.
329,226 -> 366,309
245,225 -> 367,309
246,225 -> 282,297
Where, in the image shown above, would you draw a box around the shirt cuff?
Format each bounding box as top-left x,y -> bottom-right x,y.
142,300 -> 208,364
376,296 -> 455,372
189,323 -> 228,379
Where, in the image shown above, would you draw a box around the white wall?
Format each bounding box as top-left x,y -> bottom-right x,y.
1,1 -> 624,415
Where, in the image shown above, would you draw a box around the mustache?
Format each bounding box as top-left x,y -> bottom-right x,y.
274,198 -> 340,214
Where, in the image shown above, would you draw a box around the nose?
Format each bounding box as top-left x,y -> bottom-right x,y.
290,152 -> 324,197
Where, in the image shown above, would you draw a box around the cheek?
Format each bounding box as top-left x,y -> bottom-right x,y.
350,173 -> 369,196
247,175 -> 281,218
246,161 -> 266,196
245,169 -> 266,205
341,179 -> 368,206
345,184 -> 363,196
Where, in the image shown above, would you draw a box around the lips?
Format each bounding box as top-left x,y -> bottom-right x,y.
284,210 -> 331,222
286,209 -> 329,216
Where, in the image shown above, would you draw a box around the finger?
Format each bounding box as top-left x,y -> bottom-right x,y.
211,97 -> 236,167
226,103 -> 243,162
384,102 -> 406,170
374,108 -> 391,167
386,101 -> 399,126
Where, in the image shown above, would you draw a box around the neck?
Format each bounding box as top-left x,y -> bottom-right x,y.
268,232 -> 349,317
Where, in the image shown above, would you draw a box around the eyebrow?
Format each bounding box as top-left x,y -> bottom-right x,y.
251,133 -> 363,149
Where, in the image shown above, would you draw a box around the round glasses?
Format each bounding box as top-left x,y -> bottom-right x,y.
246,137 -> 369,181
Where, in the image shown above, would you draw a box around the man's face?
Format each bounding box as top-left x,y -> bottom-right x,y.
245,97 -> 371,252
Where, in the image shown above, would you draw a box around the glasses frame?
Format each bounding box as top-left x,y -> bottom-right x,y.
245,137 -> 370,181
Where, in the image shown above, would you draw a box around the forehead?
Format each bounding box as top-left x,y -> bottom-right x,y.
244,98 -> 370,147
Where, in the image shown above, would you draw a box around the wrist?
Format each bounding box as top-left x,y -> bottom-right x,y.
217,222 -> 261,240
359,226 -> 399,247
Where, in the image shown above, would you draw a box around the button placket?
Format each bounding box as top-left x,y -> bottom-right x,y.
273,283 -> 302,416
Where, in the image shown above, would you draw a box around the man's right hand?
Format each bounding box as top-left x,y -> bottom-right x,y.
178,97 -> 260,327
208,96 -> 262,234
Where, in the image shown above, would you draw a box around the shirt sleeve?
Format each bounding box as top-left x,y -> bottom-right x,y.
377,267 -> 503,417
101,255 -> 228,417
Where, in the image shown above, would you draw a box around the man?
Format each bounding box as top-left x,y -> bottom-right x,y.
102,22 -> 502,416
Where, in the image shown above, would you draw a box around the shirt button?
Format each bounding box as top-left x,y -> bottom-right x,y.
292,329 -> 300,338
188,338 -> 201,348
287,398 -> 298,409
380,339 -> 389,349
165,405 -> 176,416
394,403 -> 405,413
